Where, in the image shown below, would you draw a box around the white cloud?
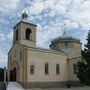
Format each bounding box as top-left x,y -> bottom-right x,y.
0,0 -> 19,12
0,33 -> 6,41
30,1 -> 44,15
43,0 -> 55,9
37,23 -> 63,48
35,0 -> 90,48
67,0 -> 90,30
0,31 -> 13,41
7,31 -> 13,40
0,52 -> 7,62
63,20 -> 79,29
0,51 -> 7,67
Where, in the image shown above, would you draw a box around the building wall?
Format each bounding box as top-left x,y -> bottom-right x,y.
13,22 -> 37,48
20,23 -> 36,41
13,24 -> 21,44
8,44 -> 24,82
73,42 -> 82,55
69,57 -> 81,81
19,22 -> 36,47
8,18 -> 82,88
50,41 -> 81,56
65,42 -> 81,59
27,48 -> 68,82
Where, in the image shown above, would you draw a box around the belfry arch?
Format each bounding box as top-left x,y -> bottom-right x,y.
9,61 -> 19,81
26,28 -> 32,40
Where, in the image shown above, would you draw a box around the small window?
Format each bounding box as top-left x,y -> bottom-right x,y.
56,64 -> 60,74
16,29 -> 18,41
73,64 -> 77,74
30,65 -> 34,74
26,28 -> 32,40
45,63 -> 49,74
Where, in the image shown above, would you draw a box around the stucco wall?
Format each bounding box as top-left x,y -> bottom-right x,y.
27,48 -> 68,82
8,44 -> 23,82
19,22 -> 36,47
13,22 -> 37,47
69,57 -> 81,81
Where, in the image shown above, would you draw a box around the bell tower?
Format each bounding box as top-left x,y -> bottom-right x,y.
13,10 -> 37,47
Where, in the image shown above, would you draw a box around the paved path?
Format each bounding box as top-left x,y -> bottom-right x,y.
6,82 -> 90,90
42,87 -> 90,90
7,82 -> 24,90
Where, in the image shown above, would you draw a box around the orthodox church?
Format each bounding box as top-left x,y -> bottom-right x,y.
7,11 -> 82,89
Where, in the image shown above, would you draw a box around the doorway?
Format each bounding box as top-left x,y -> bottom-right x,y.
10,68 -> 17,81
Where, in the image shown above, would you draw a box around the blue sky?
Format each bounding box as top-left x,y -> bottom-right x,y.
0,0 -> 90,67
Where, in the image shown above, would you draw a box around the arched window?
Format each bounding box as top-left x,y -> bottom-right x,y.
45,63 -> 49,74
16,29 -> 18,41
30,65 -> 34,74
56,64 -> 60,74
26,28 -> 32,40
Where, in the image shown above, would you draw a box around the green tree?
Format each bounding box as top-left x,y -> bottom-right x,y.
77,30 -> 90,85
0,68 -> 4,81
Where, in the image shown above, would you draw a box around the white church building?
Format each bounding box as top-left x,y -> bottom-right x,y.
7,11 -> 82,89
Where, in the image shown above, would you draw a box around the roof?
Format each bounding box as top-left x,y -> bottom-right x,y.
8,43 -> 66,56
13,20 -> 37,29
51,31 -> 81,44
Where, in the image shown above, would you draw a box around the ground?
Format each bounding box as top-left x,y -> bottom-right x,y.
7,82 -> 90,90
27,87 -> 90,90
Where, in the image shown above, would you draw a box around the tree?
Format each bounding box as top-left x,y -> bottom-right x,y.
77,30 -> 90,85
0,68 -> 4,81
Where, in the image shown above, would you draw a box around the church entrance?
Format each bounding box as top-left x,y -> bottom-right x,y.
10,68 -> 17,81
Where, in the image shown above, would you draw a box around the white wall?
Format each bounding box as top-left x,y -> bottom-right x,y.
27,48 -> 68,82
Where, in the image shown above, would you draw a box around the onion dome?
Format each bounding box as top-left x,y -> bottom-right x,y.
22,10 -> 28,20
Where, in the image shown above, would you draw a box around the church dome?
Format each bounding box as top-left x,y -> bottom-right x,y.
51,31 -> 80,44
